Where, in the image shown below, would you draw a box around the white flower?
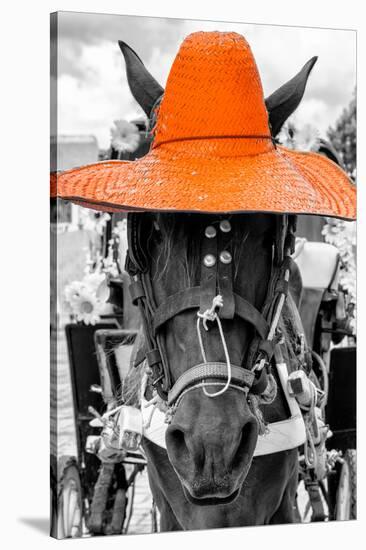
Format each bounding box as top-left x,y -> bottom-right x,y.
103,252 -> 119,278
64,281 -> 85,306
278,122 -> 320,152
64,272 -> 110,325
78,209 -> 111,235
74,289 -> 102,325
83,272 -> 106,293
110,120 -> 140,153
64,285 -> 103,325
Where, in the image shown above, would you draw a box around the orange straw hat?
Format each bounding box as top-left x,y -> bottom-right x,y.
52,32 -> 356,219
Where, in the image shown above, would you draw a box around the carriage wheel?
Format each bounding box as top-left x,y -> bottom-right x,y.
56,456 -> 83,538
151,499 -> 159,532
50,459 -> 58,537
335,449 -> 356,520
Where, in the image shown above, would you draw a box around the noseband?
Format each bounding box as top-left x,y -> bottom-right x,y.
125,213 -> 297,408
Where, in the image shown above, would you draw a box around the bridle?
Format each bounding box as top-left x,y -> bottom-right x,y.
125,212 -> 297,410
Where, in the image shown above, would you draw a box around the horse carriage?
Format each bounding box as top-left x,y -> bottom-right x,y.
293,239 -> 356,521
51,320 -> 159,537
51,31 -> 356,536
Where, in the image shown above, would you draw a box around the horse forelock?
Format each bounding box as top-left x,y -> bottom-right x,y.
150,213 -> 273,292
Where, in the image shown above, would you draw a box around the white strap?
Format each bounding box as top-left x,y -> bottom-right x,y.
142,362 -> 306,455
196,295 -> 232,398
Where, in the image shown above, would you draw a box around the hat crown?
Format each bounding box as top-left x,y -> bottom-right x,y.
154,32 -> 271,150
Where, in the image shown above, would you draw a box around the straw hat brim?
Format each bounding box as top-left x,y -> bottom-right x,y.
52,145 -> 356,220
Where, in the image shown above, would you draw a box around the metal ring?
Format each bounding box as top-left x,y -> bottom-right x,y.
205,225 -> 217,239
219,220 -> 231,233
219,251 -> 232,264
203,254 -> 216,267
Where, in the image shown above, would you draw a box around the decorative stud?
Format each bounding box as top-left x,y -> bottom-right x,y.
203,254 -> 216,267
205,225 -> 217,239
219,220 -> 231,233
219,251 -> 232,264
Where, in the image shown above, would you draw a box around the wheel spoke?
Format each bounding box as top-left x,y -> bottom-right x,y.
336,461 -> 351,520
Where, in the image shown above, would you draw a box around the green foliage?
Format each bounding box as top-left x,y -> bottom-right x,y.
327,91 -> 356,180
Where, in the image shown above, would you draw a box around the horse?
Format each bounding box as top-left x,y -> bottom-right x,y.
118,38 -> 315,530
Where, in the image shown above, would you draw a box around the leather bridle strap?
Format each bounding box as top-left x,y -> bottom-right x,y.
217,224 -> 235,318
152,286 -> 270,340
126,212 -> 298,402
128,273 -> 170,399
200,228 -> 218,313
167,362 -> 255,406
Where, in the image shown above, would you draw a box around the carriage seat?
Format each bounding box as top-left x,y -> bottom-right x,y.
294,240 -> 340,291
293,240 -> 340,349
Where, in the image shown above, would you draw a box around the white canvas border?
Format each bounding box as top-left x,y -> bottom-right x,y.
1,1 -> 364,548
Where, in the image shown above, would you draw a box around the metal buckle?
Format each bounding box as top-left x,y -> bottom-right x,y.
151,374 -> 164,387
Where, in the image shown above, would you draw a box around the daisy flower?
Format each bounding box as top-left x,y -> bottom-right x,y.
110,120 -> 140,154
70,287 -> 103,325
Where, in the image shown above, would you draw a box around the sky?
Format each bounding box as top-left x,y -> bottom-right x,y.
55,12 -> 356,149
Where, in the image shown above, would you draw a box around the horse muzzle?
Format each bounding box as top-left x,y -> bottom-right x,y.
165,387 -> 259,505
182,481 -> 241,506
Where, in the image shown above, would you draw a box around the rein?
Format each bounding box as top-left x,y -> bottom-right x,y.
125,213 -> 297,413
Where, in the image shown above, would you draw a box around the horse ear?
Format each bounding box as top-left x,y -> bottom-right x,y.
316,138 -> 342,166
118,41 -> 164,117
265,57 -> 318,137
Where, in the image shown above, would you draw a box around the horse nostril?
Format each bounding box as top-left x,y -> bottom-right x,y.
166,426 -> 187,454
166,425 -> 195,466
242,420 -> 255,443
168,426 -> 185,446
232,419 -> 258,471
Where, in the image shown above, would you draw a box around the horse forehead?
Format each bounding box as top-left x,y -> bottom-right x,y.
150,214 -> 274,300
153,212 -> 275,245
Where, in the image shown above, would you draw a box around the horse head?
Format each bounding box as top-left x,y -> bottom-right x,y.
146,212 -> 281,504
120,40 -> 316,504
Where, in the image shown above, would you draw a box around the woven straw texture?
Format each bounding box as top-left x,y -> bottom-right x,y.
52,31 -> 356,220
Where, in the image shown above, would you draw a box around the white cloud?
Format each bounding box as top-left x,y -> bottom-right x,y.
58,41 -> 145,147
291,97 -> 348,135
